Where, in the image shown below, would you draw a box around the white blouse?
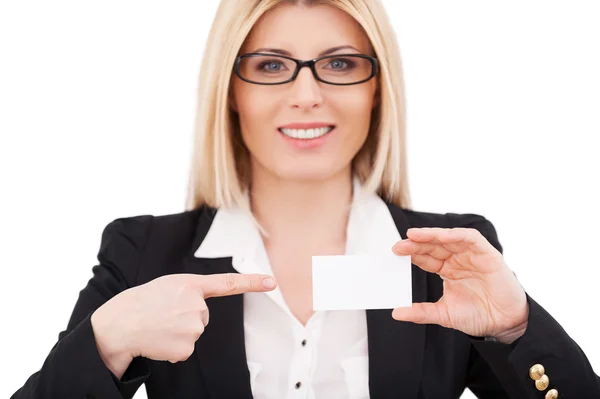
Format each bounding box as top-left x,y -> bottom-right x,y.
194,178 -> 402,399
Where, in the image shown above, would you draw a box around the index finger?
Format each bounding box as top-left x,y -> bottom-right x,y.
406,227 -> 486,253
199,273 -> 277,298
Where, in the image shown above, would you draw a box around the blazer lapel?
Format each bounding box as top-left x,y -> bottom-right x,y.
182,207 -> 254,398
366,204 -> 428,398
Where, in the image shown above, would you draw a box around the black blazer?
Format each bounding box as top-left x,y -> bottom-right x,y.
12,204 -> 599,398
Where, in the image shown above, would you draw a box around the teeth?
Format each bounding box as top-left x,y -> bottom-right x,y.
279,126 -> 334,139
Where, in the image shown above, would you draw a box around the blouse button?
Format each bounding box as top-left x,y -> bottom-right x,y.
301,339 -> 307,347
295,381 -> 302,389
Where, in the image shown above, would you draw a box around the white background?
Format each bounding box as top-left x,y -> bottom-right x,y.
1,1 -> 598,397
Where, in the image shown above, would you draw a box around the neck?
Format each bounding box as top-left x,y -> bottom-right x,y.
249,166 -> 353,249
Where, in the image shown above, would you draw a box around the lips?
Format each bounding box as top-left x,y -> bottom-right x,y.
276,121 -> 336,141
278,126 -> 335,140
278,122 -> 335,130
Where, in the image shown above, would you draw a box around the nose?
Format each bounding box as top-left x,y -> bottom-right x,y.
286,66 -> 324,110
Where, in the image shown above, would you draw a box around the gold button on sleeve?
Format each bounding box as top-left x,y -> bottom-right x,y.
529,364 -> 545,380
545,388 -> 559,399
535,374 -> 550,391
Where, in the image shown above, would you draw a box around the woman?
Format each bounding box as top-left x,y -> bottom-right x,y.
12,0 -> 599,398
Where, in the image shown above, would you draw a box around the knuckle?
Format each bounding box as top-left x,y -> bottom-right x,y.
174,283 -> 195,300
187,342 -> 196,357
198,300 -> 208,313
179,343 -> 196,361
470,227 -> 483,237
196,323 -> 206,337
223,273 -> 238,293
170,347 -> 188,363
182,279 -> 199,292
202,309 -> 210,327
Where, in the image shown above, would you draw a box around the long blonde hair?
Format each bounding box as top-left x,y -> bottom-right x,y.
185,0 -> 411,212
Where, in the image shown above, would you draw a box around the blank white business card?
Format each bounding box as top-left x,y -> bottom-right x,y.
312,254 -> 412,310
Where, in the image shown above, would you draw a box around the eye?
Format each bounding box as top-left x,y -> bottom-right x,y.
326,58 -> 356,70
257,60 -> 285,72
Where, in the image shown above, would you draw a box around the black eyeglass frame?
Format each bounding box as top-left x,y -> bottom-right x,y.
233,52 -> 379,86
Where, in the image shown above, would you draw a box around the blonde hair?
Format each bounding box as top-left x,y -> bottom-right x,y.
185,0 -> 412,212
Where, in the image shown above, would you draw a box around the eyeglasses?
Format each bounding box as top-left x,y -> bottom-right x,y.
233,52 -> 378,86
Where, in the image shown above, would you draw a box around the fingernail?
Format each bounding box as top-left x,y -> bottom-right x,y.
262,277 -> 276,290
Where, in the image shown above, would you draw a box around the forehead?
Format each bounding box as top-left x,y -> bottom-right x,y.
241,4 -> 372,56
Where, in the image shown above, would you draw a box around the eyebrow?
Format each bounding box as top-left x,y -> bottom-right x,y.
251,45 -> 361,57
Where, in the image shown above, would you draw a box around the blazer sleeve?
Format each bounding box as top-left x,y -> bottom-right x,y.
11,215 -> 154,399
446,213 -> 600,398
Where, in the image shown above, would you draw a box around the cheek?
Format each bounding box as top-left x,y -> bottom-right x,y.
331,87 -> 375,141
234,86 -> 277,144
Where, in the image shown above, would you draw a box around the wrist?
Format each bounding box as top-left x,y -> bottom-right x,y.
494,289 -> 529,344
494,301 -> 529,344
91,308 -> 134,379
494,321 -> 528,344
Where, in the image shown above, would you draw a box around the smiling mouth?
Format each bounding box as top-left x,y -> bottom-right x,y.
277,126 -> 335,140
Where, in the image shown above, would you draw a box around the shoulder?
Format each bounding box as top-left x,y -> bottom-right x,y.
385,203 -> 502,253
99,207 -> 212,260
101,207 -> 206,241
96,207 -> 214,285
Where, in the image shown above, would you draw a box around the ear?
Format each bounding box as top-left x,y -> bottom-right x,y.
372,83 -> 380,109
229,92 -> 238,113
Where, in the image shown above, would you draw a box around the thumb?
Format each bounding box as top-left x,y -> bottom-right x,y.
391,302 -> 447,326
